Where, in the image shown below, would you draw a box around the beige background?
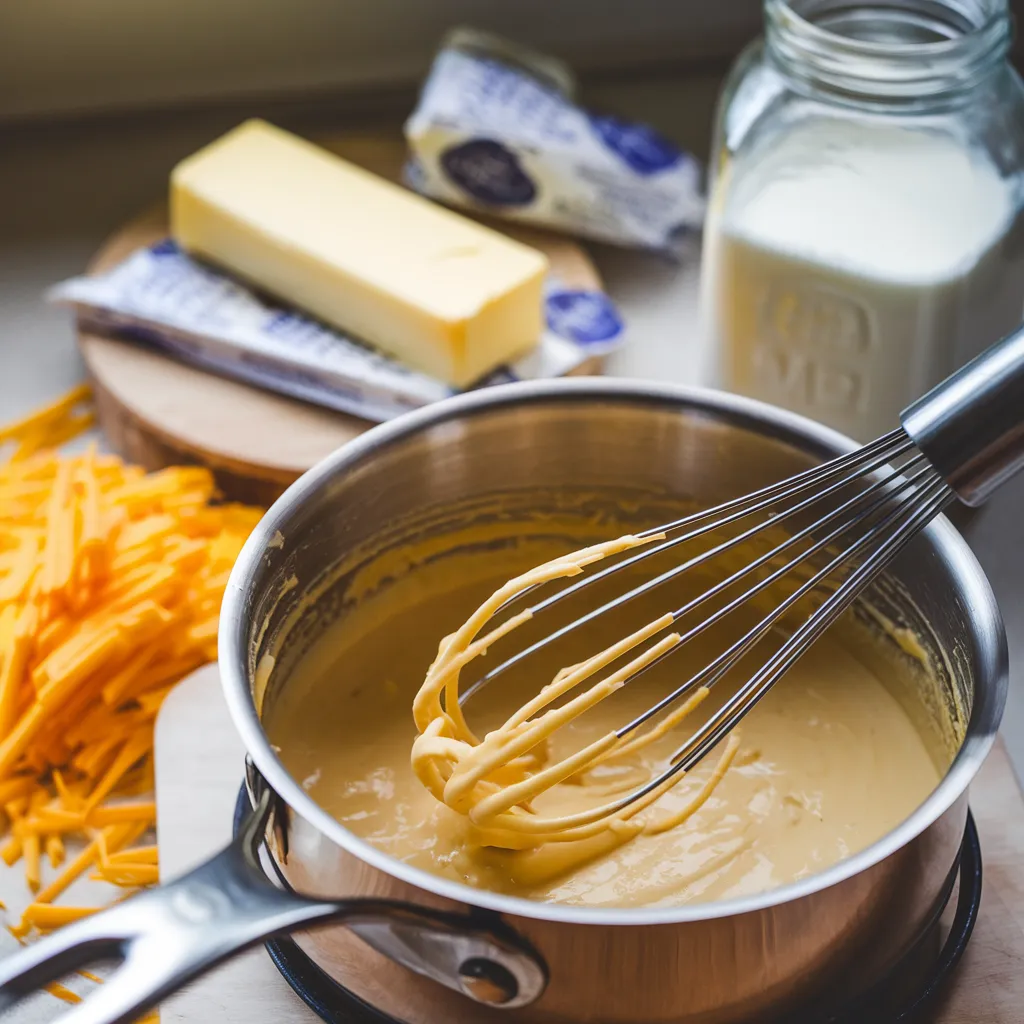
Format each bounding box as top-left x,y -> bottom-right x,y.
0,0 -> 760,122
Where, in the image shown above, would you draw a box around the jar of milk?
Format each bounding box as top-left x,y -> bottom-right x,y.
701,0 -> 1024,443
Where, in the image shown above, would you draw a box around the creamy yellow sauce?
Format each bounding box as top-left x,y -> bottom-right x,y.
266,533 -> 943,909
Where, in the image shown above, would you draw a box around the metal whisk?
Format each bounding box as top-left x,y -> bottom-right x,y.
414,326 -> 1024,840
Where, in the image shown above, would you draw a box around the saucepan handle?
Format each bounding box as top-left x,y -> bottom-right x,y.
0,785 -> 548,1024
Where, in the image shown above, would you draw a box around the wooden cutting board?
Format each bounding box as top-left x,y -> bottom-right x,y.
152,665 -> 1024,1024
77,136 -> 606,507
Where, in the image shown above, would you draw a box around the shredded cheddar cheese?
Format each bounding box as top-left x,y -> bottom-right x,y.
0,385 -> 263,967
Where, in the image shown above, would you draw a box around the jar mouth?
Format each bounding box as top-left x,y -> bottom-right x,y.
765,0 -> 1012,105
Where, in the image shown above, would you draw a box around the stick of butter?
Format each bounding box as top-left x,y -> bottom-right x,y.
170,119 -> 549,387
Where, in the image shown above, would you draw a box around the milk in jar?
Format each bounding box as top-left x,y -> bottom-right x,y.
702,118 -> 1024,442
700,0 -> 1024,443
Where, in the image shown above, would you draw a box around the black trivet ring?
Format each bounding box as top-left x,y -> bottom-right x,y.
232,787 -> 981,1024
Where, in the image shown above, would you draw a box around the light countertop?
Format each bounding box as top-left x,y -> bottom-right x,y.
2,69 -> 1023,792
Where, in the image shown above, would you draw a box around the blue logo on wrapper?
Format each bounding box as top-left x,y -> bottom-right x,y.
151,239 -> 181,257
545,291 -> 624,346
589,115 -> 682,176
440,139 -> 537,206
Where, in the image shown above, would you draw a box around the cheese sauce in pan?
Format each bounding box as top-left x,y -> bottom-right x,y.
265,534 -> 943,909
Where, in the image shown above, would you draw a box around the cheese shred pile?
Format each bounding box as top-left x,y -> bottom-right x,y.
0,385 -> 262,981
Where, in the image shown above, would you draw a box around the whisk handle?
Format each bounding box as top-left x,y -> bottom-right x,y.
901,323 -> 1024,507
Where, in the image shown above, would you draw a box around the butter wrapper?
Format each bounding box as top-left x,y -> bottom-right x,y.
404,29 -> 705,253
48,241 -> 624,423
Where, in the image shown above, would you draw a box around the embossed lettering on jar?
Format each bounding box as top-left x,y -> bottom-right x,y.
701,0 -> 1024,443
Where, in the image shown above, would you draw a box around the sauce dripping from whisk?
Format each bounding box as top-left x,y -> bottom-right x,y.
410,533 -> 742,863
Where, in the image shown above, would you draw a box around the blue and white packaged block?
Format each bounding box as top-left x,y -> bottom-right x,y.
48,241 -> 625,424
404,39 -> 705,253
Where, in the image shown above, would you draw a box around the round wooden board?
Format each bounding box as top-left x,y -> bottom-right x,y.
79,134 -> 606,506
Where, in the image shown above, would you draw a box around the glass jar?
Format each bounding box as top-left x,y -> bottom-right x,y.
701,0 -> 1024,443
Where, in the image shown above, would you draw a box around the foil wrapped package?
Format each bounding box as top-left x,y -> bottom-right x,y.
404,29 -> 705,253
48,241 -> 624,424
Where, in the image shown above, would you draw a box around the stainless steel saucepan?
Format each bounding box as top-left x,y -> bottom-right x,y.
0,380 -> 1007,1024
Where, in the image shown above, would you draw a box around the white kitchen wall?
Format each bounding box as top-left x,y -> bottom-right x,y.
0,0 -> 760,122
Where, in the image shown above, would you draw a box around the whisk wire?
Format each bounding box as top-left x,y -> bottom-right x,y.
416,430 -> 957,838
632,427 -> 915,540
462,431 -> 922,705
611,458 -> 944,736
660,477 -> 954,786
574,473 -> 952,822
